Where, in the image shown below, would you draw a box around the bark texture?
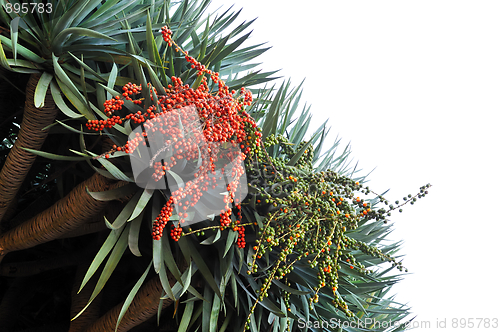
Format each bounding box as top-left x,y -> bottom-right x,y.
0,73 -> 58,223
83,259 -> 187,332
0,172 -> 124,259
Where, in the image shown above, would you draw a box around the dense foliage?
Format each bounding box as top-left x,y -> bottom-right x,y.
0,1 -> 430,331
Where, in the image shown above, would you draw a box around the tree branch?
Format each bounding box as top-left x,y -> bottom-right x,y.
0,73 -> 58,224
83,259 -> 188,332
0,172 -> 126,261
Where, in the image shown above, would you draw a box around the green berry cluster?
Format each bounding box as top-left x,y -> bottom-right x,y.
242,134 -> 431,330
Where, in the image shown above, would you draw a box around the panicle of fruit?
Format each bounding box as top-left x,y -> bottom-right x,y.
87,25 -> 262,248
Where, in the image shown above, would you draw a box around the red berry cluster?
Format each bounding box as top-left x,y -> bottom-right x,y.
233,204 -> 246,248
160,26 -> 173,47
88,26 -> 263,248
235,225 -> 246,248
152,197 -> 175,239
121,82 -> 144,103
86,116 -> 123,131
170,224 -> 182,241
103,95 -> 124,116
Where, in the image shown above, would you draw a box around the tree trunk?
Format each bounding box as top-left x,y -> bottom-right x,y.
83,260 -> 187,332
0,172 -> 125,261
60,220 -> 108,239
0,73 -> 58,224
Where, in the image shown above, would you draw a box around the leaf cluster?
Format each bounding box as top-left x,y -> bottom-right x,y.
0,1 -> 428,331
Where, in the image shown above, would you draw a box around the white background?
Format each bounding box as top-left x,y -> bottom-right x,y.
207,1 -> 500,331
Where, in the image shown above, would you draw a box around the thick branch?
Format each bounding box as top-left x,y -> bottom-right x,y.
84,259 -> 187,332
61,201 -> 127,239
0,73 -> 58,223
59,221 -> 108,239
0,172 -> 124,259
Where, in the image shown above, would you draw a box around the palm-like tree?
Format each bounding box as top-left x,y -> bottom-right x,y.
0,0 -> 272,224
0,1 -> 428,331
0,0 -> 273,250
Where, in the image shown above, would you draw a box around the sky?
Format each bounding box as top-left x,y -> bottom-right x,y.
208,1 -> 500,331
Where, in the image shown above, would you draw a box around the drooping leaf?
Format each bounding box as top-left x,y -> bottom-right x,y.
115,260 -> 152,332
178,295 -> 195,332
224,229 -> 238,258
177,237 -> 221,299
209,279 -> 222,332
67,52 -> 107,82
77,225 -> 126,295
105,189 -> 143,230
54,27 -> 117,47
86,183 -> 137,201
202,283 -> 213,332
200,229 -> 221,245
50,80 -> 85,119
128,210 -> 145,257
73,223 -> 131,321
86,150 -> 133,182
129,188 -> 153,221
107,62 -> 119,100
158,259 -> 176,301
0,35 -> 44,63
0,40 -> 11,70
161,229 -> 183,283
21,148 -> 91,161
55,75 -> 94,120
9,16 -> 19,62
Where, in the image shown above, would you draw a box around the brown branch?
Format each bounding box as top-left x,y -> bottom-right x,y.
62,200 -> 131,239
21,136 -> 105,199
83,259 -> 188,332
2,191 -> 56,233
0,172 -> 125,261
59,220 -> 108,239
0,73 -> 58,223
